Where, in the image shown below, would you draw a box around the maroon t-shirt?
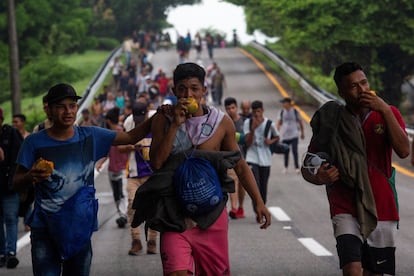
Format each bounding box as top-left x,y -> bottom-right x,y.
309,106 -> 405,221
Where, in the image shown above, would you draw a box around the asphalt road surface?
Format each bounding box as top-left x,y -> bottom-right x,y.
6,46 -> 414,276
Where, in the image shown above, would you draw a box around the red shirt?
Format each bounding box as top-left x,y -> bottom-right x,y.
363,106 -> 405,221
157,77 -> 169,96
108,126 -> 128,173
311,106 -> 405,221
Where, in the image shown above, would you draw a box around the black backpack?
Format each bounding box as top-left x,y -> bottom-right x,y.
0,124 -> 23,191
248,119 -> 289,154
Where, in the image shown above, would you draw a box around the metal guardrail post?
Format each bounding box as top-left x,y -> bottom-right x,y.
76,46 -> 123,123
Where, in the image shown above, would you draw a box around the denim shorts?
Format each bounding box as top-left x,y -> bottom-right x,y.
31,228 -> 92,276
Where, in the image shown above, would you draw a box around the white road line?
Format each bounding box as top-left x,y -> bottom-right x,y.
269,206 -> 291,221
96,192 -> 113,197
298,238 -> 332,256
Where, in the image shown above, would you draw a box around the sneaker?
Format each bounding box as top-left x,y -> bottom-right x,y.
295,168 -> 301,174
229,208 -> 238,219
6,253 -> 19,269
147,240 -> 157,255
128,239 -> 143,256
0,255 -> 6,268
116,216 -> 127,228
236,207 -> 245,219
282,168 -> 287,174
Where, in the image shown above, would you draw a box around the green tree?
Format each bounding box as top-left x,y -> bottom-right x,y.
108,0 -> 201,39
0,0 -> 94,64
0,0 -> 202,102
227,0 -> 414,105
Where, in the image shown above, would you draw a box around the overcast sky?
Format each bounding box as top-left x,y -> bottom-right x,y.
165,0 -> 257,44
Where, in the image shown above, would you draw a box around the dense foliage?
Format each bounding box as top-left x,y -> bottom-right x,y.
226,0 -> 414,105
1,0 -> 200,100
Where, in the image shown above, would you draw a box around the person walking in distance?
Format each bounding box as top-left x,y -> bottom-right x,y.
244,100 -> 279,204
33,96 -> 53,132
194,32 -> 203,60
147,63 -> 271,275
122,102 -> 158,255
211,66 -> 226,106
12,114 -> 31,139
12,113 -> 33,232
276,97 -> 305,174
205,32 -> 214,60
110,56 -> 123,89
13,83 -> 153,276
96,107 -> 129,228
301,62 -> 409,276
239,100 -> 252,121
224,97 -> 246,219
0,108 -> 23,269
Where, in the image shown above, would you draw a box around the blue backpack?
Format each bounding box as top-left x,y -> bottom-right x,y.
40,185 -> 98,260
173,156 -> 223,217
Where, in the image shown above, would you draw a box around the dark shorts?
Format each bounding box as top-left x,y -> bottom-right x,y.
336,234 -> 395,275
334,215 -> 397,275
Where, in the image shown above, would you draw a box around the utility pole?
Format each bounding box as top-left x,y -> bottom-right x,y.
7,0 -> 21,115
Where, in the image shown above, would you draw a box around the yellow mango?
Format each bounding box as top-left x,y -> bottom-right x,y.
187,97 -> 199,114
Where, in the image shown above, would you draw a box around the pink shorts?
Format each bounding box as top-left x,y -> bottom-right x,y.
160,209 -> 230,276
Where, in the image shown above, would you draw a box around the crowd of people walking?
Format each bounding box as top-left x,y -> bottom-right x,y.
0,28 -> 414,276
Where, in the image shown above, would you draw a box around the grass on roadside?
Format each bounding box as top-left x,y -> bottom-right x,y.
2,50 -> 112,129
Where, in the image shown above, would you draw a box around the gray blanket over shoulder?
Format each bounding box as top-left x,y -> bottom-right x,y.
310,101 -> 377,239
131,149 -> 241,233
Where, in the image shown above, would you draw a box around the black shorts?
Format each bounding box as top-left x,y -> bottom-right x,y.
336,234 -> 396,275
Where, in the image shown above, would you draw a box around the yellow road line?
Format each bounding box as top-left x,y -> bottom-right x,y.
240,48 -> 414,178
240,48 -> 311,124
393,163 -> 414,178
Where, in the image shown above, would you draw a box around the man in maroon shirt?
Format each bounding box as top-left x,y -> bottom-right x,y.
302,62 -> 409,276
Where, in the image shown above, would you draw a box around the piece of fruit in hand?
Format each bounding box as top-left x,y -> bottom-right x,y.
35,158 -> 54,174
187,97 -> 199,114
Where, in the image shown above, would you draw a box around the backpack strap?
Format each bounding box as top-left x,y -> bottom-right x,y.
264,119 -> 272,138
249,118 -> 273,138
280,108 -> 299,124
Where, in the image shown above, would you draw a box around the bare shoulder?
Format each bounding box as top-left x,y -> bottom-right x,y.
216,113 -> 236,136
219,114 -> 238,151
198,113 -> 235,151
221,113 -> 235,129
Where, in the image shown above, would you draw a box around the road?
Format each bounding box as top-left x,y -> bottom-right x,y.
5,46 -> 414,276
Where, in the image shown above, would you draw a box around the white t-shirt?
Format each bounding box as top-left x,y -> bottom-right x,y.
244,118 -> 278,167
279,108 -> 300,140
